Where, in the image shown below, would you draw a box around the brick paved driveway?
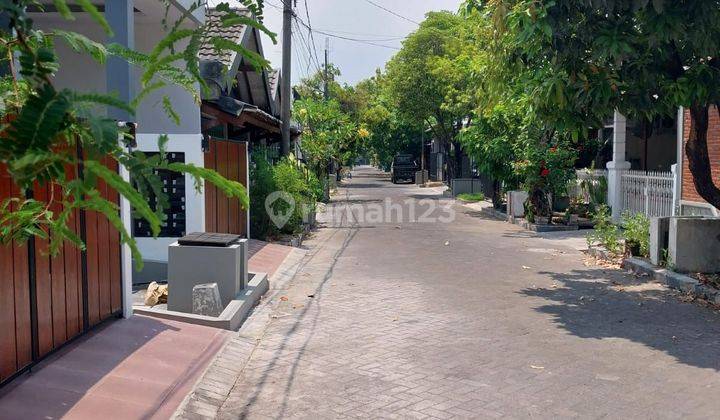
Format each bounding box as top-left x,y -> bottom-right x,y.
188,167 -> 720,419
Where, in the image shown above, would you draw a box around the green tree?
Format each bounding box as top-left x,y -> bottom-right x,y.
354,71 -> 422,170
482,0 -> 720,209
0,1 -> 273,266
385,11 -> 474,180
295,98 -> 362,178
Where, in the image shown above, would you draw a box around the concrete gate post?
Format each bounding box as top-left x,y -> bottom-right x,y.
607,111 -> 631,222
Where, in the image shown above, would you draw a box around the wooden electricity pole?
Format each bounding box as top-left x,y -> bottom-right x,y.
280,0 -> 293,156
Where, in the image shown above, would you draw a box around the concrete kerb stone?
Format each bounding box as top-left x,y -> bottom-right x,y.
478,202 -> 509,221
587,243 -> 720,305
620,257 -> 720,305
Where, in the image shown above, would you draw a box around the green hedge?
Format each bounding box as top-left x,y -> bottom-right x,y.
250,152 -> 323,240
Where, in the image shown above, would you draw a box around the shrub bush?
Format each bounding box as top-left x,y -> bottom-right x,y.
250,152 -> 320,239
586,205 -> 623,255
249,151 -> 278,240
622,211 -> 650,257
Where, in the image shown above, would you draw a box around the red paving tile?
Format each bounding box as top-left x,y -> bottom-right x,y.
248,239 -> 293,277
0,315 -> 229,420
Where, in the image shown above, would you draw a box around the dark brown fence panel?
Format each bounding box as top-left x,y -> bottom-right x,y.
227,142 -> 241,234
0,165 -> 32,382
216,141 -> 229,233
204,138 -> 248,237
83,155 -> 122,326
32,182 -> 54,357
204,139 -> 218,233
0,155 -> 122,384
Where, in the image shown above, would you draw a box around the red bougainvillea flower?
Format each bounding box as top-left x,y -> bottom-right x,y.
540,168 -> 550,177
549,147 -> 557,153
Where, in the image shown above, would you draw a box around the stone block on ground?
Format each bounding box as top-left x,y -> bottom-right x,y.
669,217 -> 720,273
193,283 -> 223,317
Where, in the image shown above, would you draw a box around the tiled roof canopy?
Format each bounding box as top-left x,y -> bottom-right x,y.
199,7 -> 251,68
268,68 -> 280,96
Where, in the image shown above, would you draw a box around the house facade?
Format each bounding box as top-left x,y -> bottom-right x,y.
589,106 -> 720,221
0,0 -> 209,387
678,107 -> 720,216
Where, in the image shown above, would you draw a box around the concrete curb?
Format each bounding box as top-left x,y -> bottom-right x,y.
588,246 -> 720,306
478,205 -> 509,221
476,203 -> 579,232
133,272 -> 269,331
621,257 -> 720,304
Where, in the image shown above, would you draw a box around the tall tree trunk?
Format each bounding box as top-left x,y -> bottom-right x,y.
686,104 -> 720,209
445,141 -> 460,181
492,179 -> 502,208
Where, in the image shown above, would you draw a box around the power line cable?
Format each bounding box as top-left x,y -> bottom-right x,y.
361,0 -> 420,26
302,0 -> 323,70
292,15 -> 322,72
294,16 -> 401,50
293,18 -> 322,74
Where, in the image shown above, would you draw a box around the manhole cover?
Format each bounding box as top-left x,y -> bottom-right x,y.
178,232 -> 242,247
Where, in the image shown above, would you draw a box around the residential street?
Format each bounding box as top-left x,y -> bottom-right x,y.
183,166 -> 720,419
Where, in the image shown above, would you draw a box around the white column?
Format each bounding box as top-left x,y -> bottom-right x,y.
607,110 -> 631,221
671,164 -> 680,216
675,106 -> 685,216
106,0 -> 135,318
119,161 -> 134,318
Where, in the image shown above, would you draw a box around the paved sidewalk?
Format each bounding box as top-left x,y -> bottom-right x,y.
180,167 -> 720,419
0,316 -> 228,420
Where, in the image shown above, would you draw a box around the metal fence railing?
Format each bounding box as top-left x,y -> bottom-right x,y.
620,170 -> 674,217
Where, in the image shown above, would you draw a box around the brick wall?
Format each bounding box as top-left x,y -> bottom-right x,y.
681,106 -> 720,205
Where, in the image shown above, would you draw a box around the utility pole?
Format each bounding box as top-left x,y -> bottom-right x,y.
323,37 -> 330,100
280,0 -> 293,156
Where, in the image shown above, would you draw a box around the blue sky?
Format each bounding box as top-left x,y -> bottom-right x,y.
213,0 -> 462,85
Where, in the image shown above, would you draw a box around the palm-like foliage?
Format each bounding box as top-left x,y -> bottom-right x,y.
0,0 -> 274,268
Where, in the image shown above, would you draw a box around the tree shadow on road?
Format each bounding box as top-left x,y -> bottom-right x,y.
234,227 -> 360,419
519,267 -> 720,370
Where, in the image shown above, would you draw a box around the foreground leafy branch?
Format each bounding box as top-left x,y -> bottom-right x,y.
0,1 -> 274,269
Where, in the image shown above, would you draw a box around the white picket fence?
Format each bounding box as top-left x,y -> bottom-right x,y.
569,169 -> 607,203
620,170 -> 674,217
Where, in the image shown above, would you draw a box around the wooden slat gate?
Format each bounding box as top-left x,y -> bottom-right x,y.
204,138 -> 249,237
0,158 -> 123,387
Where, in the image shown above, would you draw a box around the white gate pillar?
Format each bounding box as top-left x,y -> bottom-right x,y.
607,111 -> 631,221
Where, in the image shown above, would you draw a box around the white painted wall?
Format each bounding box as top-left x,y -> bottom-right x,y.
36,14 -> 201,136
134,20 -> 202,135
34,14 -> 206,264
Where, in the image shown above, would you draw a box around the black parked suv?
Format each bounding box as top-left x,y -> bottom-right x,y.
391,154 -> 419,184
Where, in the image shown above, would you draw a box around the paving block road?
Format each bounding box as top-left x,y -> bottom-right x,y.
179,166 -> 720,419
